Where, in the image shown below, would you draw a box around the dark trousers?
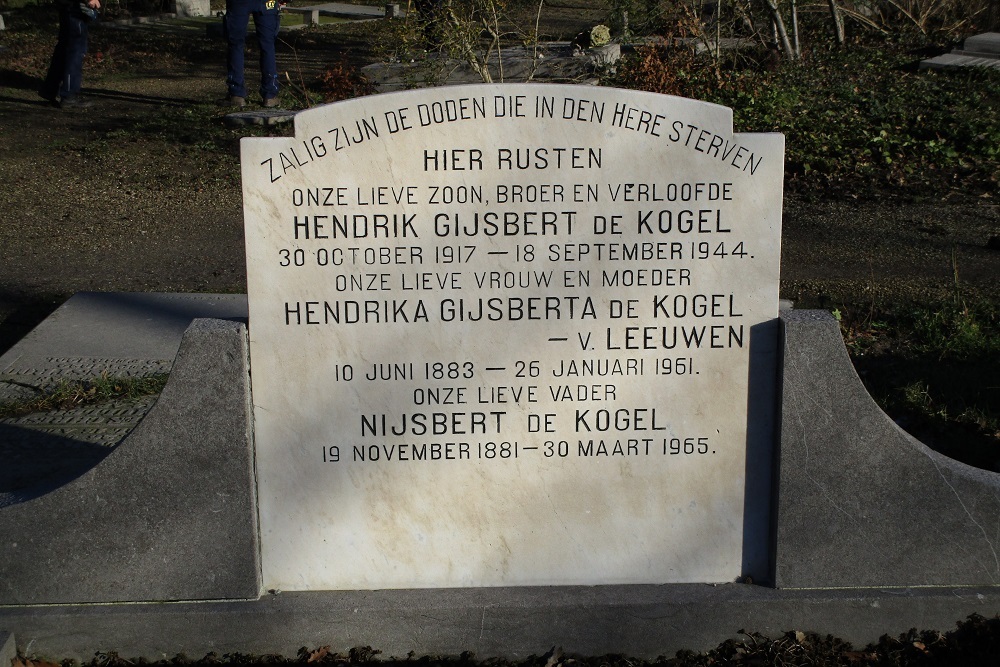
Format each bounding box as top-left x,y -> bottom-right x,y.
224,0 -> 280,100
42,7 -> 89,100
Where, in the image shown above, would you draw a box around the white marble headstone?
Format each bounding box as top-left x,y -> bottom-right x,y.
241,84 -> 783,591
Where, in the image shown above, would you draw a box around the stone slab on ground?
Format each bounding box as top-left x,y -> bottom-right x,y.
0,319 -> 259,604
284,2 -> 404,24
223,109 -> 296,126
0,291 -> 247,402
919,33 -> 1000,70
920,52 -> 1000,70
0,292 -> 248,381
0,291 -> 248,514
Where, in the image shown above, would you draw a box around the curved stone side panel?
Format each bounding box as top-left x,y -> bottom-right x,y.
0,319 -> 259,605
774,310 -> 1000,588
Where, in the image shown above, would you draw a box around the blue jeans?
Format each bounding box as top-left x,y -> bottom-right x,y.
224,0 -> 280,100
42,6 -> 89,100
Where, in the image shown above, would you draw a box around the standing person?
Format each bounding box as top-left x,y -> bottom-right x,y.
220,0 -> 280,108
40,0 -> 101,109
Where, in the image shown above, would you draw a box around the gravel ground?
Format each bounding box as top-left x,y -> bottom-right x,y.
1,11 -> 999,353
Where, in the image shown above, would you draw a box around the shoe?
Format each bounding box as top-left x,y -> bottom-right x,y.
217,95 -> 246,108
60,96 -> 94,109
262,97 -> 280,108
38,89 -> 59,104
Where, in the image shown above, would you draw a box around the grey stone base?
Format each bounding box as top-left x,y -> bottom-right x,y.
3,300 -> 999,659
2,585 -> 999,661
0,631 -> 15,667
0,318 -> 259,604
774,311 -> 1000,588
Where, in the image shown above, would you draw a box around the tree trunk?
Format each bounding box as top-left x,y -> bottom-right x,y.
827,0 -> 845,44
763,0 -> 796,60
791,0 -> 800,59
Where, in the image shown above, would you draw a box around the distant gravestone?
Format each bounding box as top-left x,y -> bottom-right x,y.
171,0 -> 209,17
962,32 -> 1000,56
241,84 -> 783,591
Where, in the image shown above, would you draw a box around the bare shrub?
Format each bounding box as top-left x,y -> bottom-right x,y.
316,58 -> 376,103
840,0 -> 993,36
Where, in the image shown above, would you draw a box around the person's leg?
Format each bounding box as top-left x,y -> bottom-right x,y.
253,2 -> 280,103
41,8 -> 85,101
40,11 -> 69,101
224,0 -> 252,99
59,12 -> 89,100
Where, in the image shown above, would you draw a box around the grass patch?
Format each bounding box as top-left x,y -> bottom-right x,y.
839,299 -> 1000,471
0,373 -> 169,419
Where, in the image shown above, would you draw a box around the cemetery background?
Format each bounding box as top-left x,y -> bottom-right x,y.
0,0 -> 999,661
0,0 -> 998,463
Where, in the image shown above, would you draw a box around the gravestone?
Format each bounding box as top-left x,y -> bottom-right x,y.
962,31 -> 1000,56
919,32 -> 1000,70
171,0 -> 209,17
241,84 -> 783,591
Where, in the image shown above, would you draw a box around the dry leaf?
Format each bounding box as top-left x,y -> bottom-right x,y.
307,646 -> 331,663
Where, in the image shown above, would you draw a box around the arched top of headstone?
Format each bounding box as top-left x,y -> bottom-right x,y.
244,84 -> 775,189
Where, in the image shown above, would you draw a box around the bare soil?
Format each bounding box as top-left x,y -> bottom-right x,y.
1,10 -> 999,352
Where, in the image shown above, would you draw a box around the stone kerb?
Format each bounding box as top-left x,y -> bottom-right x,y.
0,319 -> 259,605
774,310 -> 1000,588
